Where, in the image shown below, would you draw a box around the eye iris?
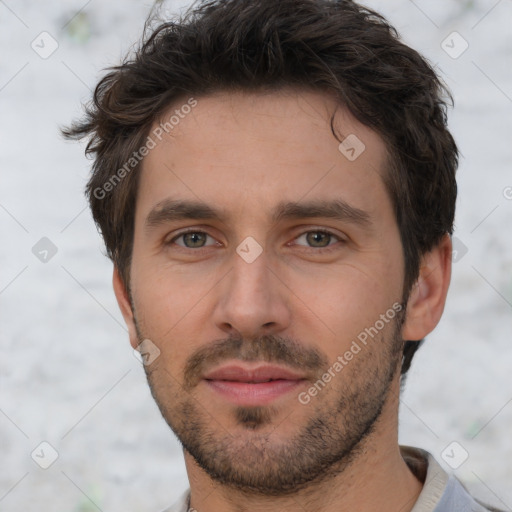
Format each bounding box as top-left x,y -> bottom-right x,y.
184,232 -> 206,248
307,231 -> 330,247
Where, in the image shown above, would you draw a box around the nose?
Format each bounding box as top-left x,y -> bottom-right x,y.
211,246 -> 292,340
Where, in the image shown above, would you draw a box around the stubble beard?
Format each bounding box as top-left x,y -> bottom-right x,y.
136,311 -> 405,496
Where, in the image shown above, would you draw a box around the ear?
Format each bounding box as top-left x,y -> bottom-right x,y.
112,266 -> 139,350
402,234 -> 452,341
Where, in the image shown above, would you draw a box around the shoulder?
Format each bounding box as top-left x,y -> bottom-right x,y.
400,445 -> 506,512
437,475 -> 505,512
474,498 -> 508,512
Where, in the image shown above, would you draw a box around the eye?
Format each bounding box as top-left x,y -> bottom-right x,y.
167,230 -> 218,249
293,230 -> 344,251
165,228 -> 344,252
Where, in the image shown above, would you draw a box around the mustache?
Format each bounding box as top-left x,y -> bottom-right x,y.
183,334 -> 328,390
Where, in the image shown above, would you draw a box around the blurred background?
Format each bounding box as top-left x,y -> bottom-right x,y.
0,0 -> 511,510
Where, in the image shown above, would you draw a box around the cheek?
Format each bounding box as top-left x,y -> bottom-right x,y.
303,266 -> 403,357
131,262 -> 218,365
132,251 -> 211,318
302,258 -> 400,313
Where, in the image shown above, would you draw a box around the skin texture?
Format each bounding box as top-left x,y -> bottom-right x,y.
113,88 -> 452,511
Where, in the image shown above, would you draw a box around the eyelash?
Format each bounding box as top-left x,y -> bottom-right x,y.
166,228 -> 345,253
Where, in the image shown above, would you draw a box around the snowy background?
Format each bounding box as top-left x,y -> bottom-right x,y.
0,0 -> 511,510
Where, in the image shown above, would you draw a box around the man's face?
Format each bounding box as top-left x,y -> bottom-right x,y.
125,89 -> 407,493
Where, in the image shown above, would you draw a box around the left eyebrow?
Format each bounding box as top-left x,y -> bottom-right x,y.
144,197 -> 373,232
270,199 -> 372,228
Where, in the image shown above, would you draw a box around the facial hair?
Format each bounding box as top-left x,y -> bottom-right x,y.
134,307 -> 406,496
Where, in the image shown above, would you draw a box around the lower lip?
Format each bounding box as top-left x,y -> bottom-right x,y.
204,379 -> 306,406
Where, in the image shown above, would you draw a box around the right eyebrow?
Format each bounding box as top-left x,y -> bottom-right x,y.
145,199 -> 229,232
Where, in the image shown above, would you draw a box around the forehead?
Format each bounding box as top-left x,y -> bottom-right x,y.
137,88 -> 390,223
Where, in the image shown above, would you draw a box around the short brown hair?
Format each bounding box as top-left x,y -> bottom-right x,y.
63,0 -> 458,377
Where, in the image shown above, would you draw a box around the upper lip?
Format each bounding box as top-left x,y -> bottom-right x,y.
203,363 -> 306,383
